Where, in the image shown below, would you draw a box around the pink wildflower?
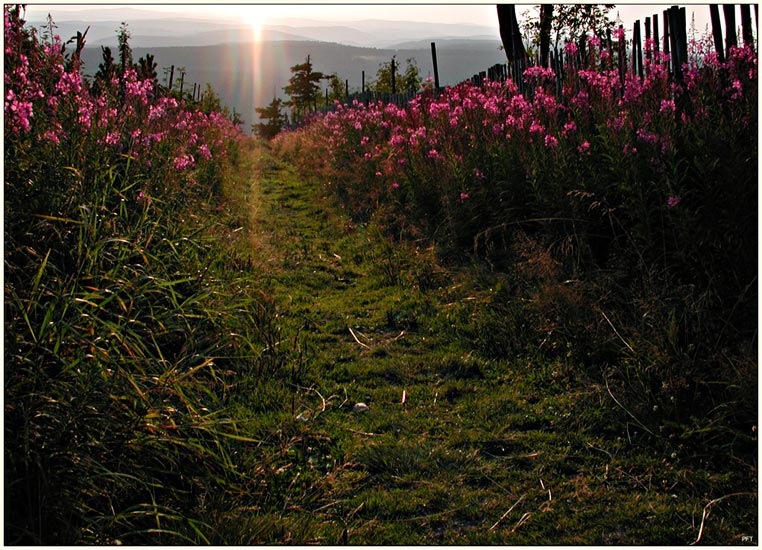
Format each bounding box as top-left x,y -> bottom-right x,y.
173,153 -> 195,171
659,99 -> 676,114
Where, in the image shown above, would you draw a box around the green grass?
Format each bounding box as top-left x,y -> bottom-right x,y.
6,139 -> 755,545
221,144 -> 756,545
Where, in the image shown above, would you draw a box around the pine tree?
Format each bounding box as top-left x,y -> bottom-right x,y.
117,22 -> 132,75
92,45 -> 117,97
253,97 -> 288,139
283,55 -> 325,121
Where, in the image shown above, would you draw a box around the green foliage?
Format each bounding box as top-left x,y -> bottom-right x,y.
4,9 -> 258,544
136,53 -> 158,91
254,97 -> 289,139
283,55 -> 325,121
5,6 -> 756,545
371,57 -> 422,93
520,4 -> 616,50
325,73 -> 346,102
117,21 -> 132,74
92,45 -> 117,96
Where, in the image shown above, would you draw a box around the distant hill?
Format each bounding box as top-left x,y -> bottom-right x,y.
79,38 -> 507,132
30,10 -> 505,132
29,13 -> 500,49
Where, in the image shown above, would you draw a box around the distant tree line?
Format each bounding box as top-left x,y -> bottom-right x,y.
85,22 -> 241,124
254,54 -> 423,139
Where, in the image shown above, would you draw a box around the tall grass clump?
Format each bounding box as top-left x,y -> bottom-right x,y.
274,32 -> 757,460
4,6 -> 297,544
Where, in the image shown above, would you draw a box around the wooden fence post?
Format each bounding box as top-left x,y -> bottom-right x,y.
645,16 -> 652,65
431,42 -> 440,90
723,5 -> 738,51
390,56 -> 396,95
653,14 -> 660,54
666,6 -> 687,78
678,7 -> 687,67
633,19 -> 643,78
606,28 -> 614,69
668,7 -> 680,78
710,5 -> 725,62
663,9 -> 670,62
741,4 -> 753,46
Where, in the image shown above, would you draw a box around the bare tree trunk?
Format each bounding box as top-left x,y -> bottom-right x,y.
497,5 -> 526,63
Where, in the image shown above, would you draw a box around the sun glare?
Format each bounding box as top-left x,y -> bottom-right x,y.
241,6 -> 271,42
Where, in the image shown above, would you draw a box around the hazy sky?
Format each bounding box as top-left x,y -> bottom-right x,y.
23,3 -> 723,35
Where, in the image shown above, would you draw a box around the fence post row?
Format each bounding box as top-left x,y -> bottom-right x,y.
312,4 -> 752,121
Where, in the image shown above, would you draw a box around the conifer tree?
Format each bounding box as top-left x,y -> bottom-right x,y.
117,22 -> 132,75
283,55 -> 325,121
253,97 -> 288,139
92,45 -> 117,97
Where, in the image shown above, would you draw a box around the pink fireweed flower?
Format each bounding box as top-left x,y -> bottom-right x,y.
198,143 -> 212,161
427,149 -> 443,160
587,34 -> 602,50
5,92 -> 34,133
77,102 -> 92,128
55,71 -> 83,96
667,196 -> 681,208
659,99 -> 676,114
389,134 -> 406,147
42,129 -> 61,144
730,79 -> 743,100
392,182 -> 400,189
460,192 -> 469,201
636,128 -> 659,145
544,134 -> 558,148
564,41 -> 579,56
173,153 -> 195,171
578,141 -> 591,154
523,65 -> 556,85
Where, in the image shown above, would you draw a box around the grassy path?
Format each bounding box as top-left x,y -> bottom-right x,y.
232,145 -> 754,545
